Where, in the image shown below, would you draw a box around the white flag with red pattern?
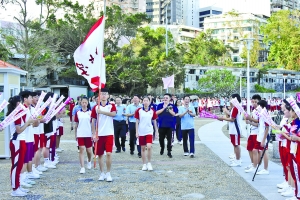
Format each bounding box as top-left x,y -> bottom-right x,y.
74,16 -> 106,91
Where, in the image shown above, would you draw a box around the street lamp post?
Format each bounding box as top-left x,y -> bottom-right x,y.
165,0 -> 171,57
244,38 -> 254,136
283,76 -> 286,99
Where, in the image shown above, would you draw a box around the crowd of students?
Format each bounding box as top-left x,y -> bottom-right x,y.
6,87 -> 294,198
217,93 -> 300,200
6,89 -> 199,197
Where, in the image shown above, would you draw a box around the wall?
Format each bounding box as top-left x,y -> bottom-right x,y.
68,86 -> 87,100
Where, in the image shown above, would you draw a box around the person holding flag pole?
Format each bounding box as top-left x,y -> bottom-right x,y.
74,0 -> 117,181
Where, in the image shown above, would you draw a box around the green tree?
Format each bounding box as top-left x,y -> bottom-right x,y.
0,42 -> 12,61
261,10 -> 300,70
1,0 -> 61,86
184,32 -> 227,66
198,69 -> 245,97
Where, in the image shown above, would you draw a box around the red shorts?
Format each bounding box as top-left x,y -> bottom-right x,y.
96,135 -> 114,156
45,134 -> 55,148
58,126 -> 64,136
77,137 -> 93,148
254,141 -> 268,151
247,135 -> 257,151
34,134 -> 45,152
230,134 -> 240,146
139,135 -> 153,146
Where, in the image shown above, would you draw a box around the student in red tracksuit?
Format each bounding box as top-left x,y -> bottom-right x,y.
287,103 -> 300,199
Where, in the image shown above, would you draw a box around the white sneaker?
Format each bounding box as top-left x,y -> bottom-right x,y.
20,181 -> 32,188
179,141 -> 183,145
32,167 -> 43,175
142,164 -> 147,171
106,172 -> 112,182
37,165 -> 48,172
257,169 -> 269,175
44,161 -> 56,169
11,188 -> 27,197
98,173 -> 106,181
80,167 -> 85,174
56,148 -> 63,152
87,161 -> 92,170
24,176 -> 36,185
244,164 -> 253,170
19,186 -> 29,193
278,185 -> 289,193
27,172 -> 40,179
245,166 -> 256,173
147,163 -> 153,171
184,152 -> 189,156
277,181 -> 289,189
282,187 -> 294,197
229,160 -> 242,167
190,153 -> 195,158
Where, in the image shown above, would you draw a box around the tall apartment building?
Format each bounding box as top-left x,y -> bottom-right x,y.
146,0 -> 199,28
204,13 -> 268,63
271,0 -> 300,13
199,6 -> 222,28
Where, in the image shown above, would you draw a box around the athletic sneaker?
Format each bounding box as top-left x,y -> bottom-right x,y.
245,166 -> 256,173
184,152 -> 189,156
37,165 -> 48,172
244,164 -> 253,170
19,186 -> 29,193
44,161 -> 56,169
98,173 -> 106,181
24,176 -> 36,185
20,181 -> 32,188
229,160 -> 242,167
281,186 -> 294,197
142,164 -> 147,171
106,172 -> 112,182
80,167 -> 85,174
257,169 -> 269,175
278,185 -> 289,193
27,172 -> 40,179
179,141 -> 183,145
32,167 -> 43,175
56,148 -> 64,152
122,147 -> 126,152
11,188 -> 27,197
87,161 -> 92,170
147,163 -> 153,171
167,153 -> 172,158
190,153 -> 195,158
277,181 -> 288,189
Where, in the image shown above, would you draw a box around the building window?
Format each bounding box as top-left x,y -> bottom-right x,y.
189,69 -> 195,74
199,10 -> 210,15
212,10 -> 222,15
196,76 -> 199,81
199,17 -> 205,22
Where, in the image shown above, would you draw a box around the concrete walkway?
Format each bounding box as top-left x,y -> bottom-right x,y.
198,120 -> 286,200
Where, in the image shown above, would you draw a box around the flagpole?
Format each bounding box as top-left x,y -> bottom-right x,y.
94,0 -> 107,169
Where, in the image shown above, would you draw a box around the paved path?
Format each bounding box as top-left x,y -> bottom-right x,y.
198,120 -> 285,200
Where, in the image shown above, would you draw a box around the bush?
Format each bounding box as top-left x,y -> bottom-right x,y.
254,84 -> 276,93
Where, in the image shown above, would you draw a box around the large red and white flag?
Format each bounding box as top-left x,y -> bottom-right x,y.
162,75 -> 174,89
74,16 -> 106,91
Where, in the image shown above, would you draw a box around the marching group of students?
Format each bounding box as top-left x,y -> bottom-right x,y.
218,93 -> 300,200
6,89 -> 199,197
6,86 -> 296,198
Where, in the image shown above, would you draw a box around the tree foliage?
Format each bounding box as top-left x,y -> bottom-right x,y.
261,10 -> 300,70
1,0 -> 61,86
183,32 -> 228,66
198,69 -> 245,97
